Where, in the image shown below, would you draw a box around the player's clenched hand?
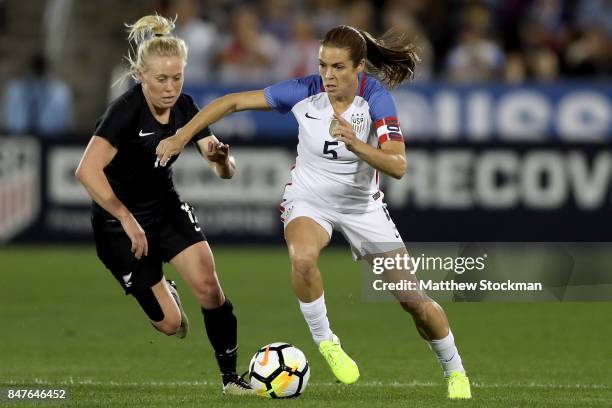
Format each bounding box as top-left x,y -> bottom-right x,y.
332,113 -> 359,151
156,132 -> 187,167
206,141 -> 230,164
119,213 -> 148,259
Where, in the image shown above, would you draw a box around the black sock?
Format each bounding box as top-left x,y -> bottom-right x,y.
202,299 -> 238,376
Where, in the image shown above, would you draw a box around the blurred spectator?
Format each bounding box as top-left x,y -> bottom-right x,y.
565,26 -> 612,77
143,0 -> 611,86
527,47 -> 560,81
567,0 -> 612,77
345,0 -> 375,32
2,53 -> 73,137
216,6 -> 281,84
275,14 -> 321,78
260,0 -> 294,41
517,0 -> 571,63
505,48 -> 560,83
383,5 -> 434,82
445,4 -> 505,82
505,51 -> 527,83
168,0 -> 219,85
576,0 -> 612,37
197,0 -> 236,29
310,0 -> 344,37
395,0 -> 451,74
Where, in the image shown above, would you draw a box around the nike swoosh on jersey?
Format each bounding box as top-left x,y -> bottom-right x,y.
305,112 -> 320,120
139,130 -> 155,137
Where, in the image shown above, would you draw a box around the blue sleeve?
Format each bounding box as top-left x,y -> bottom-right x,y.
368,85 -> 398,122
365,80 -> 404,143
264,75 -> 321,114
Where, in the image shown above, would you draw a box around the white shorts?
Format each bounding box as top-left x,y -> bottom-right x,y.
280,199 -> 405,260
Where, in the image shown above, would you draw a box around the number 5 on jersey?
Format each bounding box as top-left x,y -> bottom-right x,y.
323,141 -> 339,159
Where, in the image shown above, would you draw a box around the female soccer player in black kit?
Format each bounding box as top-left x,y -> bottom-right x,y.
75,15 -> 252,395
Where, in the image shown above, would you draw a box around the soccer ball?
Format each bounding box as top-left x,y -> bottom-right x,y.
249,342 -> 310,398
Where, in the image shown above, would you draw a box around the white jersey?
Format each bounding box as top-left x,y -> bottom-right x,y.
264,74 -> 404,214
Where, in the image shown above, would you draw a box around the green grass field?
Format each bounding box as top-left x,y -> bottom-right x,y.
1,245 -> 611,407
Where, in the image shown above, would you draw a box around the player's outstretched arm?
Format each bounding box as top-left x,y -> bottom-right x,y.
196,135 -> 236,179
156,90 -> 269,166
75,136 -> 148,259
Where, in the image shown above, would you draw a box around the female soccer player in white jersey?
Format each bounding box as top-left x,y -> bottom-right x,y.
156,25 -> 471,399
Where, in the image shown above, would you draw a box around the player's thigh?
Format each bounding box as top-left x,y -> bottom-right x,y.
338,205 -> 405,260
92,219 -> 178,322
283,202 -> 333,263
169,241 -> 224,308
169,241 -> 216,283
157,202 -> 223,307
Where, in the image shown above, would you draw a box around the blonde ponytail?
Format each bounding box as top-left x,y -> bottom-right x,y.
126,14 -> 175,45
119,14 -> 188,84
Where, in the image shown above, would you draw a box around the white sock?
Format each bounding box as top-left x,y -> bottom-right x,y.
299,294 -> 334,346
427,330 -> 465,377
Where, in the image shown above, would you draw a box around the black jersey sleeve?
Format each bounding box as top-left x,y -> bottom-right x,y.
183,94 -> 213,144
93,95 -> 137,148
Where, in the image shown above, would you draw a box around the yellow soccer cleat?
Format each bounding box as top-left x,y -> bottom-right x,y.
318,335 -> 360,384
447,371 -> 472,399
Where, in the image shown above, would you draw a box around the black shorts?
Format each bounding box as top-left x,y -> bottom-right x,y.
92,200 -> 206,295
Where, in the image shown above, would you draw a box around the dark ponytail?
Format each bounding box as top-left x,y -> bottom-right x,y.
321,25 -> 419,89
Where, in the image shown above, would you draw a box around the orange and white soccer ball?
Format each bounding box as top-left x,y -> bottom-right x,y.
248,342 -> 310,398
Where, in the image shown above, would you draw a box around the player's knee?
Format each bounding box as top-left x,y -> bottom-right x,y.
154,314 -> 182,336
291,252 -> 318,278
157,322 -> 181,336
191,275 -> 222,304
152,301 -> 183,336
399,300 -> 428,318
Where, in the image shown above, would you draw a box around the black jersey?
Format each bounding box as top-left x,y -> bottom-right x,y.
92,84 -> 211,224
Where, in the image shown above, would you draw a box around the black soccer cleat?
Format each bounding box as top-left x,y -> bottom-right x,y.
166,280 -> 189,339
222,372 -> 255,395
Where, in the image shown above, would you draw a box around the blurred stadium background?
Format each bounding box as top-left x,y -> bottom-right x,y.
1,0 -> 611,406
1,0 -> 611,243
